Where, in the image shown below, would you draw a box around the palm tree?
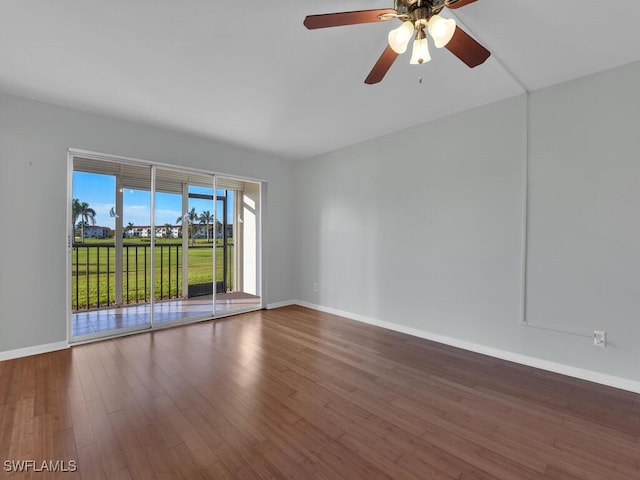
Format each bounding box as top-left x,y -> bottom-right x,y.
72,199 -> 82,232
176,208 -> 198,246
125,222 -> 135,238
199,210 -> 214,242
72,198 -> 96,243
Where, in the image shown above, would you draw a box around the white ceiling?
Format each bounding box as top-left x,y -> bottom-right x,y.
1,1 -> 640,160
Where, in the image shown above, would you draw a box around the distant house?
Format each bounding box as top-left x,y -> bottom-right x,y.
124,225 -> 181,239
193,224 -> 210,238
84,225 -> 112,239
156,225 -> 181,238
122,224 -> 236,240
217,224 -> 233,239
124,226 -> 148,238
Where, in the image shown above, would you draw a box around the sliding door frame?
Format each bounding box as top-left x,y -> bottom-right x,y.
66,148 -> 265,344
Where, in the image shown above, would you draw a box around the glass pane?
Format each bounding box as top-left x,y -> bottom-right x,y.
121,183 -> 152,326
152,169 -> 215,324
71,161 -> 152,339
215,179 -> 262,315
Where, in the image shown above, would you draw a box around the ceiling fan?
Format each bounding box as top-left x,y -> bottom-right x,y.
303,0 -> 490,84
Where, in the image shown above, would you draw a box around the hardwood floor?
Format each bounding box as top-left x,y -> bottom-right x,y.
1,305 -> 639,479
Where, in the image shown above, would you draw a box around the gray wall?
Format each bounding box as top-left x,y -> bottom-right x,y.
3,61 -> 640,386
294,61 -> 640,383
0,93 -> 295,352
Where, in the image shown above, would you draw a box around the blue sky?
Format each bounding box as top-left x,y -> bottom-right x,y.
73,172 -> 231,228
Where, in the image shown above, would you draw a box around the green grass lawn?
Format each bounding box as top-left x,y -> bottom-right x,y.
71,239 -> 233,309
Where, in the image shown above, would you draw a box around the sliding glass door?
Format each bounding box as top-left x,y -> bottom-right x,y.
152,168 -> 216,325
70,158 -> 152,339
68,153 -> 262,342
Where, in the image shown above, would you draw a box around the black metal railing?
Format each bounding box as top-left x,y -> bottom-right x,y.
71,242 -> 232,311
71,244 -> 183,311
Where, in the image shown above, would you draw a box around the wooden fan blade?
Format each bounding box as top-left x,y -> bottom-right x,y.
304,9 -> 397,29
447,0 -> 478,9
364,45 -> 399,85
445,26 -> 490,68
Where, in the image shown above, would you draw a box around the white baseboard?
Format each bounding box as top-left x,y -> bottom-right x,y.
294,300 -> 640,395
266,299 -> 297,310
0,341 -> 69,362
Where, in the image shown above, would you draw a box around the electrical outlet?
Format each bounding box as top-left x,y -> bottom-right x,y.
313,283 -> 318,292
593,330 -> 606,347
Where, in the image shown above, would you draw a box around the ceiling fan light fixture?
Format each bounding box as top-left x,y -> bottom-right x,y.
387,20 -> 415,54
410,29 -> 431,65
427,14 -> 456,48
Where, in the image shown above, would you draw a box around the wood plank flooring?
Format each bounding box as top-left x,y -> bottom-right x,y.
1,305 -> 639,479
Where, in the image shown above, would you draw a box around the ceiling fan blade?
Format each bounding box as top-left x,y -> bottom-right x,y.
304,9 -> 397,29
446,0 -> 478,9
445,26 -> 490,68
364,45 -> 399,85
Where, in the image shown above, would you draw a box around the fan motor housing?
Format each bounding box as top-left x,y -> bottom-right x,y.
397,0 -> 447,18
